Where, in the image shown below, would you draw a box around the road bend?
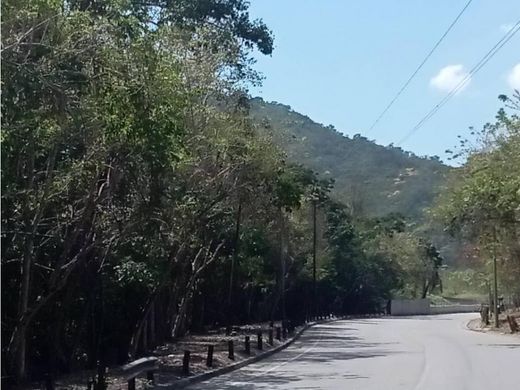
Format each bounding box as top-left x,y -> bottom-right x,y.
187,313 -> 519,390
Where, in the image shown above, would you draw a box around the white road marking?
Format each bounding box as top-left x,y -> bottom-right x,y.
250,326 -> 326,377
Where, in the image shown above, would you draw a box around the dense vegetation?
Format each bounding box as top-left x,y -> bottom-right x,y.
2,0 -> 444,386
249,98 -> 450,219
433,93 -> 520,305
248,98 -> 464,266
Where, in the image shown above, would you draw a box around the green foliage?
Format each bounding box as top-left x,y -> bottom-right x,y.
1,0 -> 277,382
441,269 -> 488,299
433,93 -> 520,303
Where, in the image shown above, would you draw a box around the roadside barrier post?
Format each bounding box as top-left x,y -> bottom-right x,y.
245,336 -> 250,355
228,340 -> 235,360
257,331 -> 263,350
182,350 -> 190,376
206,345 -> 214,367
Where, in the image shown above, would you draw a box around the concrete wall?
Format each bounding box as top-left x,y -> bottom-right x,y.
390,299 -> 430,315
429,304 -> 480,314
390,299 -> 480,315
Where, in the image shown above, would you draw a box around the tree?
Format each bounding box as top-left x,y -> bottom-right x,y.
434,93 -> 520,305
1,0 -> 275,382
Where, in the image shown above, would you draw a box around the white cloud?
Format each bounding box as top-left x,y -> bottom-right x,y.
507,63 -> 520,90
430,64 -> 470,93
500,23 -> 514,33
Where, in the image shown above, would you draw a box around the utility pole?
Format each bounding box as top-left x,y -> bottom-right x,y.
280,210 -> 286,330
228,202 -> 242,309
492,226 -> 499,328
226,201 -> 242,335
312,199 -> 317,320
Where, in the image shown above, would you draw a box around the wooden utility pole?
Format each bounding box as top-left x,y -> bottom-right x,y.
280,211 -> 286,330
492,227 -> 499,328
312,199 -> 317,320
228,202 -> 242,310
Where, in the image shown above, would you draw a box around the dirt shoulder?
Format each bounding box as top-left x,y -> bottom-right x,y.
466,310 -> 520,338
51,320 -> 308,390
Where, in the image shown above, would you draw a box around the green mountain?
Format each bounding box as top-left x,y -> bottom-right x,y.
250,97 -> 450,219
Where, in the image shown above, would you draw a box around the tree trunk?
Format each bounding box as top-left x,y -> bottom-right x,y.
421,280 -> 429,299
14,234 -> 34,381
13,131 -> 36,381
172,275 -> 198,339
129,294 -> 158,359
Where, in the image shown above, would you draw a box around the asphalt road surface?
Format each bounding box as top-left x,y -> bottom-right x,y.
187,313 -> 520,390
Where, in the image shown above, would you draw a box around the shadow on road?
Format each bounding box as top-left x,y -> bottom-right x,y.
203,370 -> 367,390
194,322 -> 400,389
477,343 -> 520,349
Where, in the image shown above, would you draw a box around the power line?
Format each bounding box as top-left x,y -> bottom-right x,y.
397,20 -> 520,146
367,0 -> 473,132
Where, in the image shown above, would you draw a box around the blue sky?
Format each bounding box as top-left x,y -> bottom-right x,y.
247,0 -> 520,163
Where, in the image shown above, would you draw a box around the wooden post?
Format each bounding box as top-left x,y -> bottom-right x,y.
480,305 -> 489,325
206,345 -> 214,367
506,315 -> 518,333
96,361 -> 106,390
244,336 -> 250,355
275,327 -> 281,340
146,370 -> 154,383
257,331 -> 263,350
44,374 -> 54,390
128,378 -> 135,390
282,325 -> 287,339
228,340 -> 234,360
182,350 -> 190,376
150,302 -> 156,346
268,328 -> 274,345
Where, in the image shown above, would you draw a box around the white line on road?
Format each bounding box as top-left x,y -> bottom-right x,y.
250,326 -> 326,377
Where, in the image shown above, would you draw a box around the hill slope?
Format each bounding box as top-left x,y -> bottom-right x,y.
250,97 -> 450,219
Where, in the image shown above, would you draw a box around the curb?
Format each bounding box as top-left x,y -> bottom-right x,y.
466,317 -> 519,337
153,319 -> 338,389
153,315 -> 383,389
465,317 -> 487,334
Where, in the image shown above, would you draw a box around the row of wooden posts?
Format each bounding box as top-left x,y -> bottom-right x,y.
117,315 -> 334,390
180,314 -> 335,376
182,325 -> 288,376
480,305 -> 519,333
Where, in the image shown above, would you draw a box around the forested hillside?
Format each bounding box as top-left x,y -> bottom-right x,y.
250,98 -> 450,219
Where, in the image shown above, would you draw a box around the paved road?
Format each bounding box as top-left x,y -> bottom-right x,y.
187,313 -> 519,390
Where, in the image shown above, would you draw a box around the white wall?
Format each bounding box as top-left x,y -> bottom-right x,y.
430,304 -> 479,314
390,299 -> 480,315
390,299 -> 430,315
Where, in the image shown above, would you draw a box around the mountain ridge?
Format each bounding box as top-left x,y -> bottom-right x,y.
249,97 -> 450,219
